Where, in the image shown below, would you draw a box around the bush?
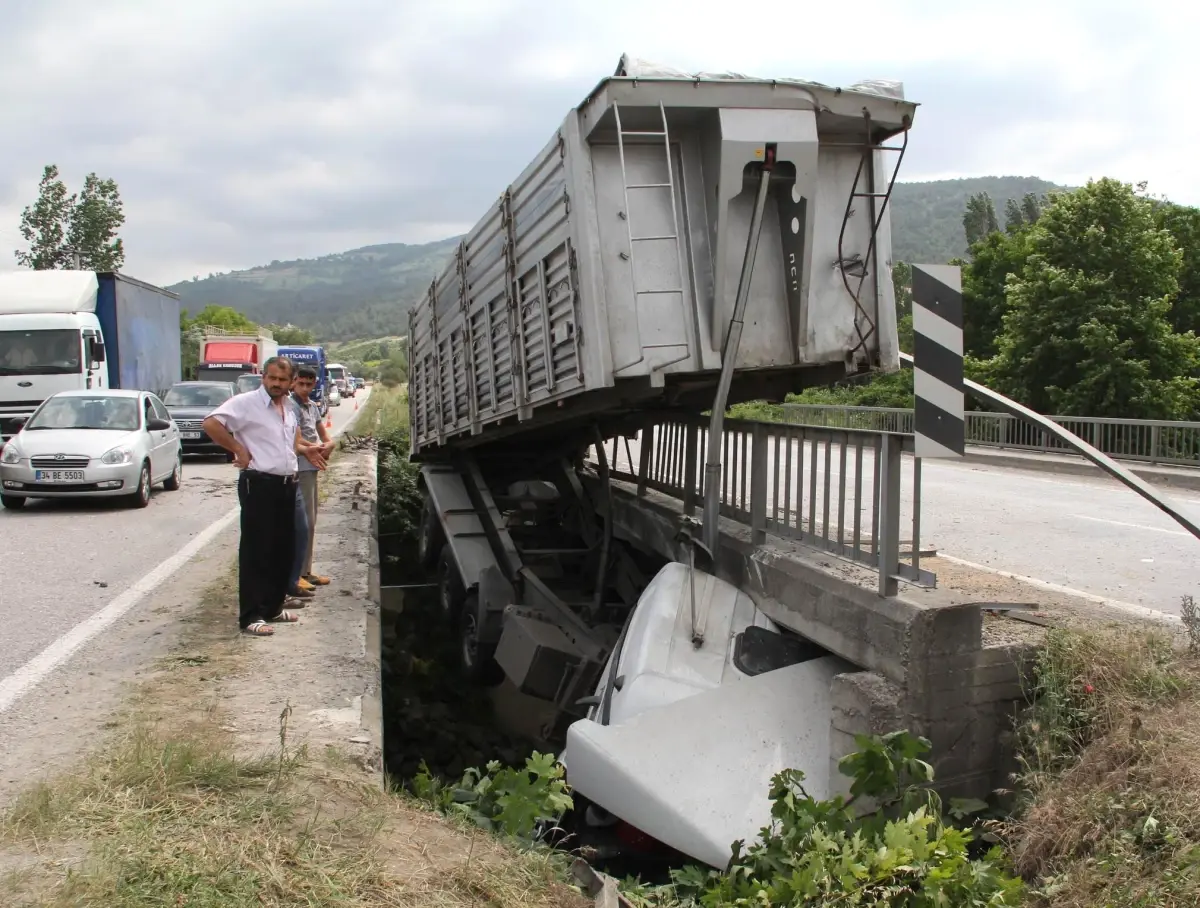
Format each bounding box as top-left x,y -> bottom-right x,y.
629,731 -> 1022,907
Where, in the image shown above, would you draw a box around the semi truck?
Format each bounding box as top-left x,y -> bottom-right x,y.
0,270 -> 182,441
410,56 -> 914,868
196,327 -> 278,383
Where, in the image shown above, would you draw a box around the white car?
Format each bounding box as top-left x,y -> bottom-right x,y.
0,389 -> 182,510
327,383 -> 342,407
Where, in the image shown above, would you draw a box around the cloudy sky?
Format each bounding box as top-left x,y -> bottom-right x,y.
0,0 -> 1193,286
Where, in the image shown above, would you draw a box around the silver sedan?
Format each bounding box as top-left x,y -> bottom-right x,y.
0,389 -> 183,510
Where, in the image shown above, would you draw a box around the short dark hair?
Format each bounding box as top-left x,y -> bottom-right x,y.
296,365 -> 318,381
264,356 -> 294,376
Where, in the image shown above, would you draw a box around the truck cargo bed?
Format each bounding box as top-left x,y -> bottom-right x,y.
409,56 -> 916,458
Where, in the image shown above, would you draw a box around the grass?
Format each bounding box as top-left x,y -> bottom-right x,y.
355,384 -> 409,437
0,531 -> 586,908
1003,617 -> 1200,906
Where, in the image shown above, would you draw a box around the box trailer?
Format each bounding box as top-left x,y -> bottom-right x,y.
409,55 -> 914,459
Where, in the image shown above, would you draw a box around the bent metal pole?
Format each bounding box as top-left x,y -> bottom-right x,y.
703,152 -> 775,555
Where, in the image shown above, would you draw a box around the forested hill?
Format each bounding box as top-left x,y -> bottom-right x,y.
890,176 -> 1064,263
168,176 -> 1064,340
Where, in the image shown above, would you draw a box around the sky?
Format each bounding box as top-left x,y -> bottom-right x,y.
0,0 -> 1194,286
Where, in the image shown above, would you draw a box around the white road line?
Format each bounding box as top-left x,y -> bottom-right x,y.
937,552 -> 1181,625
0,389 -> 373,716
0,505 -> 240,714
1071,514 -> 1191,537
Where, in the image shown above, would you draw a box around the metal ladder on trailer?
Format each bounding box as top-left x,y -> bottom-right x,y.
611,101 -> 691,373
835,111 -> 911,359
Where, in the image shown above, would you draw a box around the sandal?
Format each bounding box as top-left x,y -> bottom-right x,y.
268,610 -> 300,623
242,621 -> 274,636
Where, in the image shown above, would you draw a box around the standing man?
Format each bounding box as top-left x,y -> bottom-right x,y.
202,356 -> 321,637
290,365 -> 335,592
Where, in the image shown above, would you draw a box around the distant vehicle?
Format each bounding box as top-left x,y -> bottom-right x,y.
236,374 -> 262,394
162,381 -> 238,457
327,383 -> 342,407
0,389 -> 182,510
196,327 -> 278,384
0,271 -> 182,442
277,345 -> 328,415
327,362 -> 349,396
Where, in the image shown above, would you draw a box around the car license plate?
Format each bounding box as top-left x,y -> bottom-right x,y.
34,470 -> 85,483
182,432 -> 202,439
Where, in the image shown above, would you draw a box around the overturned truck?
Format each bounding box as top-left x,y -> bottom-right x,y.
410,55 -> 915,868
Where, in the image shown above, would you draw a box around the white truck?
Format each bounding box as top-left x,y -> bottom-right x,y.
411,56 -> 915,869
0,270 -> 182,442
196,327 -> 278,384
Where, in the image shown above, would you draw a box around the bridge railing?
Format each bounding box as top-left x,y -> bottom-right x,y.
780,404 -> 1200,467
592,414 -> 932,597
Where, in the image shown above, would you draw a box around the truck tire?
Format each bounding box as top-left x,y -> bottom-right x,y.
0,494 -> 26,510
459,593 -> 504,686
437,548 -> 465,621
417,494 -> 444,571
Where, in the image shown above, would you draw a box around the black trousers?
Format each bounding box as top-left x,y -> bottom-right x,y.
236,470 -> 297,628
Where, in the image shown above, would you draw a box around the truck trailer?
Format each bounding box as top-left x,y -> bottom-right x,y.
196,327 -> 278,383
412,56 -> 915,869
0,270 -> 182,440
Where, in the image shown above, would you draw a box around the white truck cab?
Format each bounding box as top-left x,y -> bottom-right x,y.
0,273 -> 108,439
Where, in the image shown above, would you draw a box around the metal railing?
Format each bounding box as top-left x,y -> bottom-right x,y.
781,404 -> 1200,468
590,414 -> 932,597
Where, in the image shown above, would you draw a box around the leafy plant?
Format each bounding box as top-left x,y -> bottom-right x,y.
412,751 -> 573,841
637,731 -> 1022,907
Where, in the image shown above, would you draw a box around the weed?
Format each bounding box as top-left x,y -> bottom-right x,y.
1180,594 -> 1200,653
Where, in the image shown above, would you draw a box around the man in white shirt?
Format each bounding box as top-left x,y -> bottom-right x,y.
203,356 -> 326,637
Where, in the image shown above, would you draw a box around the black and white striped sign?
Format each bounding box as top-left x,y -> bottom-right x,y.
911,264 -> 965,459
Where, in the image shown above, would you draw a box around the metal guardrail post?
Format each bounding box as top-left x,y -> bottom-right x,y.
876,434 -> 902,597
637,425 -> 653,498
682,421 -> 699,515
750,423 -> 768,545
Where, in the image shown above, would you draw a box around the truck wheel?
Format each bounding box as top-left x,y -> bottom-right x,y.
418,495 -> 444,571
459,594 -> 504,686
437,548 -> 465,621
0,494 -> 26,510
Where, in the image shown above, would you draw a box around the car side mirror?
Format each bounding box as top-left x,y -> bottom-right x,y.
147,417 -> 172,431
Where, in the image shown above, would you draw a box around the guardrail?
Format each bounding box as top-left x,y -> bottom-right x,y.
780,404 -> 1200,468
591,414 -> 932,597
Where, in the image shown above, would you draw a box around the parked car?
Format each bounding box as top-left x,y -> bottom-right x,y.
0,389 -> 182,510
236,373 -> 262,394
162,381 -> 238,457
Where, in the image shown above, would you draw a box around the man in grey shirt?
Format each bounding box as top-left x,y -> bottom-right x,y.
290,365 -> 336,591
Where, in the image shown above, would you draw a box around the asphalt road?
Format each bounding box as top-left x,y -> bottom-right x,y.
0,390 -> 369,692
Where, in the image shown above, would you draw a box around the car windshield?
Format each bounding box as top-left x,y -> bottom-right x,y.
164,384 -> 233,407
237,375 -> 262,393
26,396 -> 139,431
0,329 -> 82,376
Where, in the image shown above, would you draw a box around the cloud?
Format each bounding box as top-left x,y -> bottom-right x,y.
0,0 -> 1195,285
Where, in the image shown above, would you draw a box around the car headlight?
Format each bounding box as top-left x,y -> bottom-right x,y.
101,446 -> 135,465
0,445 -> 20,465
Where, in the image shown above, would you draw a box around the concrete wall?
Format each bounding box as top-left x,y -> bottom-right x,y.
591,475 -> 1036,801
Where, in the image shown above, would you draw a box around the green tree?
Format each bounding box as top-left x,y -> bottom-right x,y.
1004,197 -> 1025,233
1021,191 -> 1044,226
266,323 -> 316,345
185,305 -> 257,333
959,227 -> 1033,359
14,165 -> 74,269
14,165 -> 125,271
65,173 -> 125,270
1154,201 -> 1200,335
962,192 -> 1000,247
995,178 -> 1199,418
